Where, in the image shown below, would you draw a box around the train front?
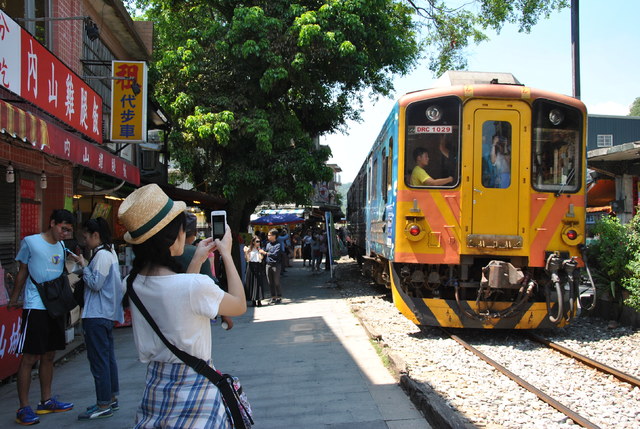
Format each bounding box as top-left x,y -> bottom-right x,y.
391,83 -> 587,329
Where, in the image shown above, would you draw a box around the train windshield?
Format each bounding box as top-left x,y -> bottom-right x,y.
532,100 -> 583,193
405,96 -> 461,188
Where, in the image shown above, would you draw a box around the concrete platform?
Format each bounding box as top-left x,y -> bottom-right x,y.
0,260 -> 430,428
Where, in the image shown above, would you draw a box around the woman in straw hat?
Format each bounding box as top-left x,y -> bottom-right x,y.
118,184 -> 246,428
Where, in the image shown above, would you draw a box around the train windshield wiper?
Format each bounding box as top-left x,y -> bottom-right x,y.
555,168 -> 575,197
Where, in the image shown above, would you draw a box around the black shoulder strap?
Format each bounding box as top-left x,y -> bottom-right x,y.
126,283 -> 248,429
29,242 -> 68,287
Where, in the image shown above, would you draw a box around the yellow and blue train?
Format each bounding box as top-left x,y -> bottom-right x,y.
347,72 -> 587,329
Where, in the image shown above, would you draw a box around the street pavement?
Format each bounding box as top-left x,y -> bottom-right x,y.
0,259 -> 430,428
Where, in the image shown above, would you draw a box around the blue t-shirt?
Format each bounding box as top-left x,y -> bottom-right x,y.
15,234 -> 66,310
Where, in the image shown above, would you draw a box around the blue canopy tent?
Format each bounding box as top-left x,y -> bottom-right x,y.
250,213 -> 305,226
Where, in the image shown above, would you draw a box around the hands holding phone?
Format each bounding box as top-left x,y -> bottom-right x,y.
193,224 -> 231,265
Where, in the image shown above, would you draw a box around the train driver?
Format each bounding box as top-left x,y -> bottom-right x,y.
410,147 -> 453,187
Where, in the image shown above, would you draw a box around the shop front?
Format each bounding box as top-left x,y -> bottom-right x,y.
0,7 -> 141,377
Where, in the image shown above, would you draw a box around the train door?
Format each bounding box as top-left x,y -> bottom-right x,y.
469,104 -> 522,236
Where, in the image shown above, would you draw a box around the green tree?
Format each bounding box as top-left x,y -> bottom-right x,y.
630,97 -> 640,116
405,0 -> 569,75
589,214 -> 640,312
132,0 -> 419,233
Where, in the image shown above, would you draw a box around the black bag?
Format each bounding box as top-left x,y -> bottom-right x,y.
31,266 -> 77,319
127,284 -> 253,428
72,278 -> 85,308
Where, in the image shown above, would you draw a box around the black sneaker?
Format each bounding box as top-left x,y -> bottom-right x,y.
78,405 -> 113,420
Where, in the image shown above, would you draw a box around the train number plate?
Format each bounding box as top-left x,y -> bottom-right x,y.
410,125 -> 453,134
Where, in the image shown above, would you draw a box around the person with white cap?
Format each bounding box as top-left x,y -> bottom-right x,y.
117,184 -> 246,428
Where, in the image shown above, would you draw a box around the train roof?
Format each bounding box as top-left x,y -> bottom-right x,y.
434,70 -> 522,86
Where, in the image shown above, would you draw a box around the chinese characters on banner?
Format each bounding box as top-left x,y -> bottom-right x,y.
0,307 -> 22,380
46,122 -> 140,185
111,61 -> 147,142
0,9 -> 103,143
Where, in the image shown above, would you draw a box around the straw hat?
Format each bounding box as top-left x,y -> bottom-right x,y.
118,184 -> 186,244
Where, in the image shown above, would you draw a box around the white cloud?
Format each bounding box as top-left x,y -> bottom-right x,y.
588,101 -> 630,116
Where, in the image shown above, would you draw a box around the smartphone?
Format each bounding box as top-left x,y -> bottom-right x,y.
211,210 -> 227,240
65,248 -> 78,258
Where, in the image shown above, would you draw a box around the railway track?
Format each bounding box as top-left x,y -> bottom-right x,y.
440,328 -> 640,429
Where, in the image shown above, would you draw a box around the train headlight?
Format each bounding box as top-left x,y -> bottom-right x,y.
404,221 -> 426,241
549,109 -> 564,126
409,225 -> 421,236
561,225 -> 581,245
425,105 -> 442,122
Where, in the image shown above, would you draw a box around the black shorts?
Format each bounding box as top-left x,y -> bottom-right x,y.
18,309 -> 66,355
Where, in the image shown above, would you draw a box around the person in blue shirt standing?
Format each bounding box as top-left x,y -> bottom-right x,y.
70,217 -> 124,420
8,209 -> 76,426
265,229 -> 282,304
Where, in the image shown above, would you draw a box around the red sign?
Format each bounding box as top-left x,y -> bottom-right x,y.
46,123 -> 140,185
0,9 -> 103,143
0,307 -> 23,380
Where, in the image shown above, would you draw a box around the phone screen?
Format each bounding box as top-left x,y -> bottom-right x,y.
211,213 -> 226,240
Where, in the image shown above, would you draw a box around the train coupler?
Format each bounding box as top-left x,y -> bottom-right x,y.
481,260 -> 525,289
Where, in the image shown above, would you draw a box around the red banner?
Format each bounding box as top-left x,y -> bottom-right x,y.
0,9 -> 103,143
0,307 -> 22,380
46,122 -> 140,185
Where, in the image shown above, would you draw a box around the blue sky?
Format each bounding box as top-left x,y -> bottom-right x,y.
325,2 -> 640,183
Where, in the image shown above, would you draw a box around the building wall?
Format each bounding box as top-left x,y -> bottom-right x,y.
587,115 -> 640,151
52,0 -> 83,75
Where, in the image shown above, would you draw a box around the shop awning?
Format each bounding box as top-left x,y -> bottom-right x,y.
0,100 -> 140,185
159,184 -> 226,209
0,100 -> 48,147
250,213 -> 305,225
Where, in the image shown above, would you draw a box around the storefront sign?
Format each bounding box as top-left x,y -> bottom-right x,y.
0,308 -> 22,380
110,60 -> 147,142
47,122 -> 140,185
0,10 -> 103,143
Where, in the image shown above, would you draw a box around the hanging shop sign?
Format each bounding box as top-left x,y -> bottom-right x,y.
0,9 -> 103,143
110,60 -> 147,143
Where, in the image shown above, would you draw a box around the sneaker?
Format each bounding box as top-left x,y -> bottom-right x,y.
78,405 -> 112,420
86,401 -> 118,412
16,406 -> 39,425
36,397 -> 73,414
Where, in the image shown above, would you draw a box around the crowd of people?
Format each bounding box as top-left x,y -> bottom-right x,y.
6,183 -> 346,427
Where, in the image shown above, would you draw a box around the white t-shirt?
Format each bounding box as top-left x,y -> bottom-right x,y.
129,273 -> 225,363
248,248 -> 262,262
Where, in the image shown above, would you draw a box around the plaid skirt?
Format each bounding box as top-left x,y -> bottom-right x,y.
135,361 -> 231,429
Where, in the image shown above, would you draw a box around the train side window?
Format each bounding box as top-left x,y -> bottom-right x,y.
385,138 -> 393,202
481,121 -> 512,189
405,96 -> 460,188
371,157 -> 378,200
532,100 -> 582,193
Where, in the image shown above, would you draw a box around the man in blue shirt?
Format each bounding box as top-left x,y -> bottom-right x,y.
9,209 -> 76,425
265,229 -> 282,304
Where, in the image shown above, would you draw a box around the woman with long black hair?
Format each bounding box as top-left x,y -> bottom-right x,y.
72,217 -> 124,420
117,184 -> 246,428
243,235 -> 266,307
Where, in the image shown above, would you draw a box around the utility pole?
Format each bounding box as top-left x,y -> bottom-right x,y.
571,0 -> 581,99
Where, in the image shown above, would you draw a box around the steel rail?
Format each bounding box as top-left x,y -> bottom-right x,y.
523,332 -> 640,388
440,328 -> 601,429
